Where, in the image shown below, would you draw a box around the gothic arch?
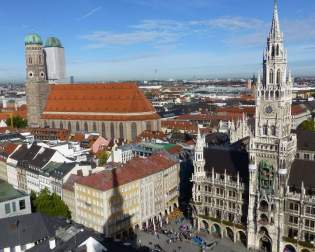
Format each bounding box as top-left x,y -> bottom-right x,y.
119,122 -> 124,139
271,45 -> 275,57
110,122 -> 115,139
93,122 -> 97,132
238,231 -> 247,247
146,121 -> 152,131
271,125 -> 276,136
68,122 -> 71,132
283,245 -> 296,252
52,121 -> 55,128
269,69 -> 274,84
277,69 -> 281,84
84,122 -> 88,132
211,223 -> 221,238
201,220 -> 209,231
60,121 -> 63,129
226,227 -> 234,242
263,125 -> 268,135
76,122 -> 80,132
276,44 -> 280,56
131,122 -> 137,141
102,123 -> 106,137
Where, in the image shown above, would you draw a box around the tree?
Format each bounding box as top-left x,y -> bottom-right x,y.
298,120 -> 315,132
31,188 -> 71,219
97,150 -> 110,166
6,115 -> 27,128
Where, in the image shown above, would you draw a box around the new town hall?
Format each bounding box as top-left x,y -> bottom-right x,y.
192,1 -> 315,252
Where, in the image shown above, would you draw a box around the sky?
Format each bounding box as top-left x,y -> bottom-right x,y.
1,0 -> 315,82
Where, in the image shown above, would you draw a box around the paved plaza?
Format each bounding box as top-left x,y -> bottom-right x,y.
134,219 -> 249,252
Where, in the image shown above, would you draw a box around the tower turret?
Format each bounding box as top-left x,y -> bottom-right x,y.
25,33 -> 49,128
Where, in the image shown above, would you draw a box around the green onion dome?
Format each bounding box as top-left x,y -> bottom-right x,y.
24,33 -> 43,45
45,37 -> 63,48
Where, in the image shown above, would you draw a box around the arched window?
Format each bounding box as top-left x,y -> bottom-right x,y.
93,122 -> 97,132
52,121 -> 55,128
84,122 -> 88,132
68,122 -> 72,132
271,126 -> 276,136
277,69 -> 281,84
102,123 -> 106,137
269,69 -> 274,84
276,44 -> 280,56
146,121 -> 152,131
28,57 -> 32,64
131,122 -> 137,141
119,123 -> 124,139
44,121 -> 48,128
110,123 -> 115,139
60,121 -> 63,129
76,122 -> 80,132
271,45 -> 275,57
39,55 -> 42,64
263,125 -> 268,135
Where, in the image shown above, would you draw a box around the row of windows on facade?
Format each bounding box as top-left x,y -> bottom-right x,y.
198,185 -> 242,198
45,121 -> 153,140
4,199 -> 26,214
289,215 -> 315,228
28,55 -> 43,65
288,203 -> 315,215
288,228 -> 315,242
204,197 -> 238,209
296,153 -> 315,160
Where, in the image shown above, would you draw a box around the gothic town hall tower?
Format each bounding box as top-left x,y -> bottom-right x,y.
247,1 -> 297,251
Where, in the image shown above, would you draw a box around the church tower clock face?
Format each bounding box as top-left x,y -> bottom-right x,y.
264,104 -> 274,115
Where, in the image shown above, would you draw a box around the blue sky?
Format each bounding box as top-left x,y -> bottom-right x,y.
1,0 -> 315,82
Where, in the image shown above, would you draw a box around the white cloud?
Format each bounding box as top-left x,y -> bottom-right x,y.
80,17 -> 262,48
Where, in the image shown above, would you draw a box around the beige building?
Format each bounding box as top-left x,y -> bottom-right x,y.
65,153 -> 180,238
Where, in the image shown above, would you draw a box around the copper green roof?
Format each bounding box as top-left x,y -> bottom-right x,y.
0,179 -> 27,202
45,37 -> 63,48
24,33 -> 43,45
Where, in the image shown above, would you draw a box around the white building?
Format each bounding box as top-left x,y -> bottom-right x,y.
0,180 -> 31,219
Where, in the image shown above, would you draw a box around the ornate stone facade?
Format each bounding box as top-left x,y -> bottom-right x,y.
192,2 -> 315,252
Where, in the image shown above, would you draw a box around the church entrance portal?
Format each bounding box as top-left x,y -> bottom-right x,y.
260,236 -> 272,252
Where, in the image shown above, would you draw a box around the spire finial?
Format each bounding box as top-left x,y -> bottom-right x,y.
270,0 -> 281,38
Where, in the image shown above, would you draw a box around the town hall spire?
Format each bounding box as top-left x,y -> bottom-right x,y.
270,0 -> 281,38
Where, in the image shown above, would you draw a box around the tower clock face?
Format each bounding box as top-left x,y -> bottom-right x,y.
264,105 -> 274,115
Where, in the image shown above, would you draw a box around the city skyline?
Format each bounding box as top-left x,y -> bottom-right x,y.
1,0 -> 315,82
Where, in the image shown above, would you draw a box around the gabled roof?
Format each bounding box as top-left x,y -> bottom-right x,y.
77,153 -> 177,191
10,144 -> 56,170
289,159 -> 315,191
296,130 -> 315,151
0,213 -> 57,249
204,147 -> 249,182
42,83 -> 160,121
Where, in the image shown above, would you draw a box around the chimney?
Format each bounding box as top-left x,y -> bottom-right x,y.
49,237 -> 56,250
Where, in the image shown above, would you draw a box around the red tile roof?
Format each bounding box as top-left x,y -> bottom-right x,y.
42,83 -> 160,121
291,105 -> 308,116
76,153 -> 177,191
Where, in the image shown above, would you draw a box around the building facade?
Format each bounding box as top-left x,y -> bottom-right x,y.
192,2 -> 315,252
70,153 -> 180,238
0,180 -> 31,219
